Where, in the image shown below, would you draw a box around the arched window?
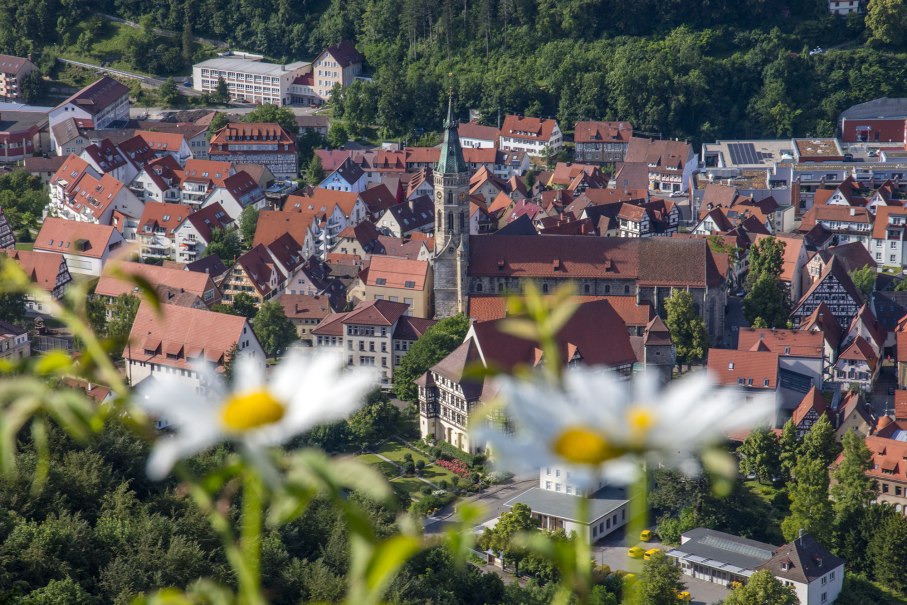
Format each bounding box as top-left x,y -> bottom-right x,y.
476,282 -> 483,292
447,211 -> 453,233
460,211 -> 466,232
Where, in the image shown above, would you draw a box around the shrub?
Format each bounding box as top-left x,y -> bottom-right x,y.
409,491 -> 455,516
403,452 -> 413,463
404,460 -> 415,475
438,479 -> 449,490
420,485 -> 432,496
415,459 -> 425,470
486,471 -> 512,485
435,441 -> 477,466
451,476 -> 459,488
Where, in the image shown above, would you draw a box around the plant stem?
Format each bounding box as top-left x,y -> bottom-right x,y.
575,495 -> 591,605
241,468 -> 265,603
626,464 -> 648,605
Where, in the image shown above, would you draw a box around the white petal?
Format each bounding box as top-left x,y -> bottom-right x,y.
136,375 -> 214,428
146,426 -> 223,480
233,354 -> 265,393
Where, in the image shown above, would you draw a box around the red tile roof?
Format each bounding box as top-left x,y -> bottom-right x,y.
286,188 -> 360,218
361,255 -> 429,290
791,386 -> 829,426
138,202 -> 192,237
737,328 -> 824,358
57,76 -> 129,117
95,260 -> 215,300
458,121 -> 500,142
706,349 -> 780,389
126,301 -> 251,369
322,40 -> 364,67
313,299 -> 409,334
209,123 -> 296,153
894,390 -> 907,420
1,249 -> 67,292
838,335 -> 878,370
0,54 -> 33,75
574,121 -> 633,144
468,294 -> 653,327
279,294 -> 332,321
183,203 -> 233,243
625,137 -> 692,170
501,115 -> 559,142
136,130 -> 186,153
34,218 -> 119,259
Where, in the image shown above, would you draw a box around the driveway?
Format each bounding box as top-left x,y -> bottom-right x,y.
423,474 -> 537,535
869,360 -> 898,418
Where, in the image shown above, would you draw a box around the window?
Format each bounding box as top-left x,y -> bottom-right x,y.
583,283 -> 591,294
821,592 -> 827,603
624,285 -> 630,294
830,571 -> 835,580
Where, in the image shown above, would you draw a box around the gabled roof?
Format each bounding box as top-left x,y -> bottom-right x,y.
812,242 -> 876,275
393,315 -> 437,341
328,156 -> 365,185
737,328 -> 824,358
757,534 -> 845,584
706,349 -> 780,389
361,255 -> 429,290
265,232 -> 303,274
136,130 -> 187,153
624,137 -> 692,170
1,249 -> 68,292
847,303 -> 886,352
500,114 -> 559,142
138,202 -> 191,237
279,294 -> 332,321
95,260 -> 214,300
313,299 -> 409,334
126,301 -> 251,368
236,244 -> 281,295
34,218 -> 119,259
799,302 -> 842,350
209,123 -> 296,152
57,76 -> 129,116
837,335 -> 878,370
791,386 -> 829,426
81,138 -> 128,173
382,195 -> 434,232
468,294 -> 653,327
183,203 -> 233,243
321,40 -> 364,67
180,159 -> 232,185
793,256 -> 864,317
358,183 -> 397,215
287,188 -> 360,218
0,54 -> 34,75
573,120 -> 632,144
458,121 -> 500,142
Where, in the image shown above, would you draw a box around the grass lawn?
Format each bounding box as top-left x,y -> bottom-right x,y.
355,453 -> 400,479
390,476 -> 429,501
14,243 -> 33,251
375,439 -> 431,466
742,480 -> 788,544
419,463 -> 460,485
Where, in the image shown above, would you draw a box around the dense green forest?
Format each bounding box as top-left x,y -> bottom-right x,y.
5,0 -> 907,143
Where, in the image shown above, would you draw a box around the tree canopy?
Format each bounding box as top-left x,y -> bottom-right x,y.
242,105 -> 299,135
737,427 -> 781,484
252,301 -> 297,357
723,569 -> 798,605
664,289 -> 708,368
394,314 -> 470,402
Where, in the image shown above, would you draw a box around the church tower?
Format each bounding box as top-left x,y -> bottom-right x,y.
432,93 -> 470,318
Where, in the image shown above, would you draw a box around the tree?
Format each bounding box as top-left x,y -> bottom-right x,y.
242,104 -> 298,135
778,419 -> 799,483
831,430 -> 877,519
180,12 -> 194,66
895,278 -> 907,292
21,577 -> 94,605
849,266 -> 876,301
743,272 -> 790,328
347,390 -> 400,444
222,342 -> 239,383
868,511 -> 907,593
253,301 -> 297,357
327,122 -> 349,149
239,206 -> 259,244
639,550 -> 684,605
204,228 -> 241,263
214,77 -> 230,104
394,314 -> 470,402
18,70 -> 44,104
305,154 -> 324,186
0,170 -> 50,232
157,77 -> 181,108
108,294 -> 140,359
800,414 -> 839,467
0,291 -> 27,325
664,289 -> 708,370
782,456 -> 832,545
723,569 -> 798,605
866,0 -> 907,47
478,502 -> 536,574
737,427 -> 781,484
231,292 -> 258,319
208,112 -> 229,139
746,236 -> 786,290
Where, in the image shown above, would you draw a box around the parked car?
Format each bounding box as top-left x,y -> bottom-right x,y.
628,546 -> 645,559
644,548 -> 661,560
640,529 -> 652,542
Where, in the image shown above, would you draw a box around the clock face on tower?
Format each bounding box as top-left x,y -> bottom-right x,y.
435,190 -> 443,202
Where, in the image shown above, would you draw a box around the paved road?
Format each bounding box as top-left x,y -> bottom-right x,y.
57,58 -> 202,97
129,105 -> 321,119
423,474 -> 537,535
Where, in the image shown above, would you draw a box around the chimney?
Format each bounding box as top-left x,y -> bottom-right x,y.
850,207 -> 856,216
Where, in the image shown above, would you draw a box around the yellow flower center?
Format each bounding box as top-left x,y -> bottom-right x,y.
552,426 -> 616,465
221,389 -> 285,432
628,406 -> 654,439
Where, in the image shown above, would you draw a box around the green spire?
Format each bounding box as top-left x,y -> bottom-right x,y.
436,92 -> 467,175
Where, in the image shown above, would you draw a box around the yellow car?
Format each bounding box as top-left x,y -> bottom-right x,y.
628,546 -> 645,559
623,573 -> 637,584
676,591 -> 691,602
640,529 -> 652,542
644,547 -> 661,560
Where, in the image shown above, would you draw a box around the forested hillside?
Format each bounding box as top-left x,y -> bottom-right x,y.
3,0 -> 907,150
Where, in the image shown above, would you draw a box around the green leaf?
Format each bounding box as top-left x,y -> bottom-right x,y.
34,350 -> 74,376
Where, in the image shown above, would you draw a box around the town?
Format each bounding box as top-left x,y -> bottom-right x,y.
1,16 -> 907,603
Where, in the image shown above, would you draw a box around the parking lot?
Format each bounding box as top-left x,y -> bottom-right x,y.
591,527 -> 728,605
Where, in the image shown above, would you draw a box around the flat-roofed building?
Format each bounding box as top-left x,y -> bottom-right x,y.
192,57 -> 310,106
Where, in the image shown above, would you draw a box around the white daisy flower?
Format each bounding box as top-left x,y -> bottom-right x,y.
472,368 -> 775,486
136,350 -> 378,480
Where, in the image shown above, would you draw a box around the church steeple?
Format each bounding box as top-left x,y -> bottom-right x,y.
436,92 -> 466,175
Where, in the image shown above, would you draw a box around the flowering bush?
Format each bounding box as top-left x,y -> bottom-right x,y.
437,458 -> 470,478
